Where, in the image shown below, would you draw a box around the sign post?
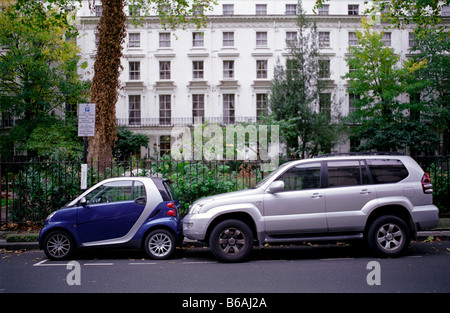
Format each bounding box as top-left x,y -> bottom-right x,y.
78,103 -> 96,190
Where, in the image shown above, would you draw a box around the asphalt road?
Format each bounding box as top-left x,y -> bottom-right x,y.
1,241 -> 449,295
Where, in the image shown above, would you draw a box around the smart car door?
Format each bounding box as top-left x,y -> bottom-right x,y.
76,180 -> 146,243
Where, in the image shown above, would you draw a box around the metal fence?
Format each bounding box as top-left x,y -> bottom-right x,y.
1,156 -> 448,224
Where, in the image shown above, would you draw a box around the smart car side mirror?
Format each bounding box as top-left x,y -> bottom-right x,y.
268,181 -> 284,193
79,197 -> 87,206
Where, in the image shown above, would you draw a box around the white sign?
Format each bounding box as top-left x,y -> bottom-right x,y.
81,164 -> 88,190
78,103 -> 96,137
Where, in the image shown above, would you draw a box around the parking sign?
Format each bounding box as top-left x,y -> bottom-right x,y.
78,103 -> 96,137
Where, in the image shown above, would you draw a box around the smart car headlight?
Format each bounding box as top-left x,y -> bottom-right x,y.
46,211 -> 56,222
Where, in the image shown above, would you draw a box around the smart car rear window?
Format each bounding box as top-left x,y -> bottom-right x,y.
367,159 -> 408,184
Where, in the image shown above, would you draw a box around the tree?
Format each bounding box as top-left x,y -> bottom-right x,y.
0,0 -> 89,158
113,126 -> 149,159
4,0 -> 216,162
269,0 -> 343,158
344,18 -> 434,153
314,0 -> 450,33
409,27 -> 450,154
87,0 -> 217,164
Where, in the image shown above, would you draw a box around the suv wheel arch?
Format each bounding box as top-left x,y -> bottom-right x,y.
205,212 -> 258,245
364,205 -> 415,239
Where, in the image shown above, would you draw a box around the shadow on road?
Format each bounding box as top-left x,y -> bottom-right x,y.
46,240 -> 445,262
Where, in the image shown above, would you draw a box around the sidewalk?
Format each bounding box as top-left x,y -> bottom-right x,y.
1,219 -> 449,251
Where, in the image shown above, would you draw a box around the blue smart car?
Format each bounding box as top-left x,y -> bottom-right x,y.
39,177 -> 182,260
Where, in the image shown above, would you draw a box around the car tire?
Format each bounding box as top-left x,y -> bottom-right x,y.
209,219 -> 253,263
43,230 -> 75,260
144,229 -> 176,260
367,215 -> 410,257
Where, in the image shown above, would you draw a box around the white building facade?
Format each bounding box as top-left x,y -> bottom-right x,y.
75,0 -> 420,158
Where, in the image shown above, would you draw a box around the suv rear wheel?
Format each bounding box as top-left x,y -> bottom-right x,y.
367,215 -> 410,257
209,219 -> 253,262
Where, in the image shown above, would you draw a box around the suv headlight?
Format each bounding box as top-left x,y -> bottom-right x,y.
189,199 -> 213,214
190,203 -> 202,214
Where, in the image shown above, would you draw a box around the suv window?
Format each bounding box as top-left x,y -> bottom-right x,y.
367,159 -> 408,184
327,160 -> 369,187
277,162 -> 321,191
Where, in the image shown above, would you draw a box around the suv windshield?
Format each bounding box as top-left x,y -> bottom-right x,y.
255,162 -> 292,188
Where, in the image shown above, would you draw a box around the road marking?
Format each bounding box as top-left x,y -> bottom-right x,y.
84,263 -> 114,266
33,259 -> 66,267
320,258 -> 355,261
129,262 -> 157,265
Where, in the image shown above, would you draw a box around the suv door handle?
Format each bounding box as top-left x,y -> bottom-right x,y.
310,193 -> 323,199
360,189 -> 372,195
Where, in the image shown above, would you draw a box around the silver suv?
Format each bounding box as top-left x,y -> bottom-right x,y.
183,154 -> 439,262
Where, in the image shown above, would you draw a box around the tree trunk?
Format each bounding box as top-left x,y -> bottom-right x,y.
88,0 -> 126,164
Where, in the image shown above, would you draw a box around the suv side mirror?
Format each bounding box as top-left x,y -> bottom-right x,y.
79,197 -> 87,206
268,181 -> 284,193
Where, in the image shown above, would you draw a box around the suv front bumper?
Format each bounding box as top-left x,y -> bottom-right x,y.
183,214 -> 209,241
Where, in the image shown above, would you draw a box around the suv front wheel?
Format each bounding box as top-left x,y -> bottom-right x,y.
209,219 -> 253,262
367,215 -> 410,257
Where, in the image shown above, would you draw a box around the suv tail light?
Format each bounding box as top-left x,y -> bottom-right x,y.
421,173 -> 433,194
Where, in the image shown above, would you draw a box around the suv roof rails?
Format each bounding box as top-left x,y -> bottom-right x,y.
317,151 -> 404,158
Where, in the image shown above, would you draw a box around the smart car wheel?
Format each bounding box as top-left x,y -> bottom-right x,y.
209,219 -> 253,263
367,215 -> 410,257
43,230 -> 75,260
145,229 -> 176,260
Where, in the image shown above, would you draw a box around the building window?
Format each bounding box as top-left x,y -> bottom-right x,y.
193,32 -> 204,47
159,95 -> 171,126
129,61 -> 140,80
256,60 -> 268,79
128,33 -> 140,48
443,6 -> 450,16
349,93 -> 360,115
159,61 -> 171,80
348,5 -> 359,15
256,4 -> 267,15
286,32 -> 297,46
193,61 -> 204,79
319,93 -> 331,120
286,4 -> 297,15
223,60 -> 234,79
382,32 -> 391,46
223,4 -> 234,15
319,60 -> 330,79
409,32 -> 416,47
223,32 -> 234,47
95,32 -> 99,48
256,93 -> 268,122
129,5 -> 140,16
159,136 -> 171,157
95,5 -> 102,17
348,32 -> 358,46
159,33 -> 171,48
256,32 -> 268,47
193,4 -> 203,16
129,95 -> 141,126
223,94 -> 235,124
318,4 -> 329,15
192,94 -> 205,124
319,32 -> 330,48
